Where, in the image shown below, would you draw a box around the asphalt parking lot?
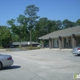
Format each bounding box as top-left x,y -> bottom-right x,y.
0,48 -> 80,80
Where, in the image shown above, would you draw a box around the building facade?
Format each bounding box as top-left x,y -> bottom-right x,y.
39,26 -> 80,49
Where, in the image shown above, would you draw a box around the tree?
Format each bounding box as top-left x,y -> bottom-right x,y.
36,17 -> 49,35
17,14 -> 26,24
7,15 -> 30,42
62,19 -> 75,28
76,19 -> 80,26
17,14 -> 29,41
35,18 -> 58,38
55,20 -> 62,29
49,20 -> 57,32
7,19 -> 19,41
0,26 -> 11,47
7,19 -> 15,26
24,5 -> 39,46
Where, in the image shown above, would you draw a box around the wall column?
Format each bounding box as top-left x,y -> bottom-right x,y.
49,38 -> 52,49
41,39 -> 44,48
59,36 -> 62,49
62,37 -> 64,48
52,38 -> 54,48
72,34 -> 76,48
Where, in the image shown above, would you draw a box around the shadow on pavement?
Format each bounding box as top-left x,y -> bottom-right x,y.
74,54 -> 80,57
2,65 -> 21,70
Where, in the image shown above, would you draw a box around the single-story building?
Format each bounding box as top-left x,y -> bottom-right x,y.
7,41 -> 40,48
39,26 -> 80,49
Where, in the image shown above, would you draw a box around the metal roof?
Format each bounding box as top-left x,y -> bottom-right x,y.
39,26 -> 80,39
12,41 -> 39,45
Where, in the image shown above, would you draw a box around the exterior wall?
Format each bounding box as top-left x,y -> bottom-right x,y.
49,38 -> 53,48
50,35 -> 80,49
59,36 -> 62,49
52,38 -> 54,48
41,40 -> 44,48
72,34 -> 77,48
53,38 -> 59,48
62,37 -> 64,48
41,35 -> 80,49
76,36 -> 80,46
63,36 -> 72,48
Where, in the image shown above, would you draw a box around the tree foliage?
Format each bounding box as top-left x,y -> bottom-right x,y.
17,14 -> 29,41
76,19 -> 80,26
24,5 -> 39,30
24,5 -> 39,46
0,26 -> 11,47
62,19 -> 75,28
0,4 -> 79,48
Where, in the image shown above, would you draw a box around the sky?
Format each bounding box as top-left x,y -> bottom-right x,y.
0,0 -> 80,25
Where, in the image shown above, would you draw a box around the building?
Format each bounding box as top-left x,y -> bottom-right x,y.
8,41 -> 40,48
39,26 -> 80,49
